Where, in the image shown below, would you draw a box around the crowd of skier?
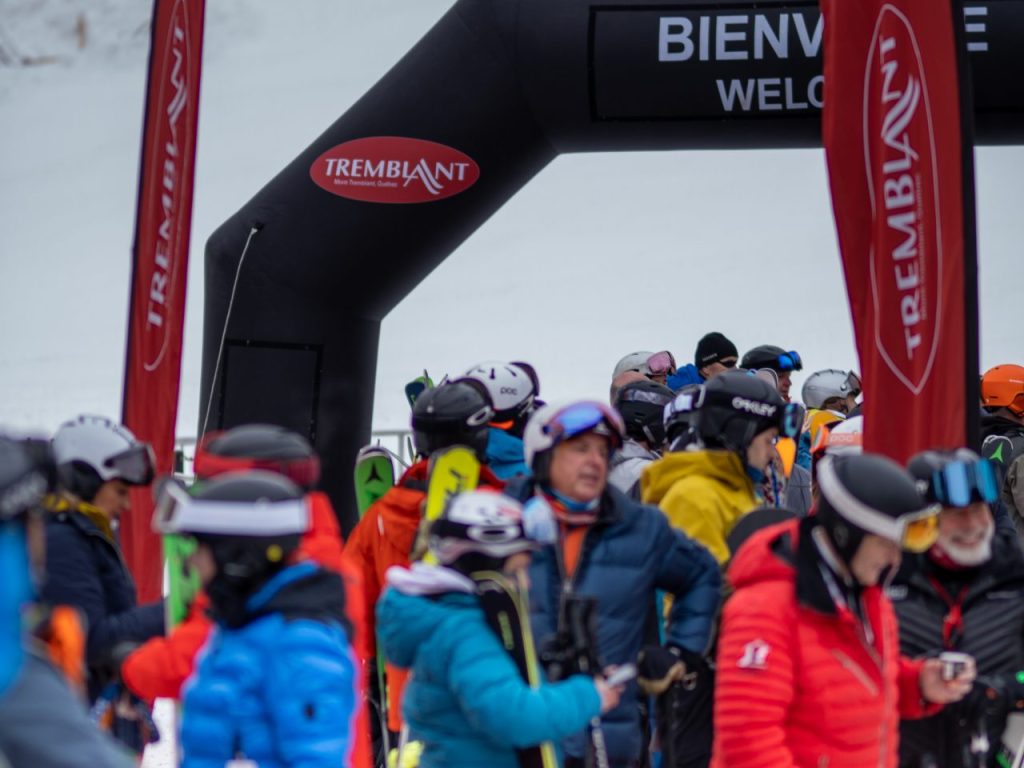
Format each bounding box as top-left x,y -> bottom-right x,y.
3,331 -> 1024,768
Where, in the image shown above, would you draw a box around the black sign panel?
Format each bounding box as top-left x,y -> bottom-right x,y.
590,1 -> 1024,122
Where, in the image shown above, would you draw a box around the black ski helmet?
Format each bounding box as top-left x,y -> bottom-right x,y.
195,424 -> 320,489
411,380 -> 494,460
695,371 -> 786,455
614,379 -> 675,447
907,448 -> 998,507
740,345 -> 803,373
816,453 -> 937,564
0,437 -> 55,521
664,384 -> 703,451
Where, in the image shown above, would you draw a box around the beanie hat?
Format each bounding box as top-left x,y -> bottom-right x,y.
694,332 -> 738,369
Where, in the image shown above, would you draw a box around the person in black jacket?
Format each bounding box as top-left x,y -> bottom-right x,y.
891,448 -> 1024,767
41,415 -> 164,705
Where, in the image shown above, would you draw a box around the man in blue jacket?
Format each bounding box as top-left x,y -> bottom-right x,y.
667,332 -> 739,391
510,400 -> 722,768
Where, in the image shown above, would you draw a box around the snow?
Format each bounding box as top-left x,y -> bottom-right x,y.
0,1 -> 1021,764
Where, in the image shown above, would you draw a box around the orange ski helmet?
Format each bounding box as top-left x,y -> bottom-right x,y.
981,365 -> 1024,417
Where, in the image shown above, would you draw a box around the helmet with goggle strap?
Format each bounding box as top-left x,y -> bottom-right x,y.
523,401 -> 625,481
907,448 -> 1000,508
693,371 -> 804,456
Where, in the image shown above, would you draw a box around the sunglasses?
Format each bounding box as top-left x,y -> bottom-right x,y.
929,459 -> 999,507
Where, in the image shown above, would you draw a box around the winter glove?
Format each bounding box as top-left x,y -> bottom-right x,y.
638,645 -> 685,695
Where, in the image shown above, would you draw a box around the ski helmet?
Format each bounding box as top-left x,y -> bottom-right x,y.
981,364 -> 1024,416
824,416 -> 863,456
612,351 -> 676,381
462,361 -> 538,424
816,454 -> 939,564
411,380 -> 494,460
194,424 -> 320,489
614,379 -> 674,447
52,416 -> 155,502
663,385 -> 703,451
428,490 -> 537,575
694,371 -> 796,456
907,448 -> 999,508
0,437 -> 55,521
802,369 -> 862,410
740,345 -> 803,373
523,400 -> 625,480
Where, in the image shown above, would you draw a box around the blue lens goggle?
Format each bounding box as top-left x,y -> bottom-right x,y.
930,459 -> 999,507
545,402 -> 624,446
780,403 -> 806,439
777,351 -> 803,372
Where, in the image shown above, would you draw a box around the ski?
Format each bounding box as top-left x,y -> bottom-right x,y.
354,445 -> 396,517
404,371 -> 434,409
472,570 -> 559,768
420,445 -> 481,565
163,533 -> 201,630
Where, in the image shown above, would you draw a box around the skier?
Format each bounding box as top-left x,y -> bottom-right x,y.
892,448 -> 1024,768
801,368 -> 861,416
0,435 -> 130,768
609,378 -> 675,497
120,424 -> 373,768
508,400 -> 721,768
376,490 -> 623,768
157,470 -> 358,768
612,350 -> 677,387
343,379 -> 503,739
667,332 -> 740,390
713,453 -> 973,768
980,364 -> 1024,543
642,371 -> 803,564
463,361 -> 541,479
41,416 -> 164,722
739,345 -> 803,402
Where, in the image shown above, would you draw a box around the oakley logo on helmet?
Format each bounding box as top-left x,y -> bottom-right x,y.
731,397 -> 777,417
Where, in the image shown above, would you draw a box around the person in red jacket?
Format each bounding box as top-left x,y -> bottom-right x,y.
713,453 -> 975,768
120,425 -> 372,768
343,379 -> 502,740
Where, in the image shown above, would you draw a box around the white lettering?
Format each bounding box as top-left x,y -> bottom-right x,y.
659,18 -> 694,61
716,15 -> 748,60
716,79 -> 755,111
793,13 -> 823,58
757,78 -> 783,110
754,14 -> 788,60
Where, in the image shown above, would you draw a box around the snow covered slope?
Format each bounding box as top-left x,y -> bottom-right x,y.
1,0 -> 1021,438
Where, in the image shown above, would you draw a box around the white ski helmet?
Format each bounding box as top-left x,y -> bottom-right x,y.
462,361 -> 538,422
428,490 -> 537,569
52,415 -> 155,501
523,401 -> 625,476
801,369 -> 862,410
825,415 -> 864,456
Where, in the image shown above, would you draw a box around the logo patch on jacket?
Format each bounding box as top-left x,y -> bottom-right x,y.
738,639 -> 771,670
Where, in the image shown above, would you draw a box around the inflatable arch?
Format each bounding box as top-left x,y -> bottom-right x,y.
200,0 -> 1024,530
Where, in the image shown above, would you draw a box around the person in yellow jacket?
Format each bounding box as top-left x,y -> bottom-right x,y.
642,371 -> 804,564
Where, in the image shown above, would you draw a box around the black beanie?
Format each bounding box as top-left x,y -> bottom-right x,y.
694,332 -> 738,369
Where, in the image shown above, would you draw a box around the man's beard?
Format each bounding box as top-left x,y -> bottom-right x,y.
937,520 -> 994,567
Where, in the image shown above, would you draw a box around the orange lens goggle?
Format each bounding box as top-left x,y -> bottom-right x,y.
900,511 -> 940,553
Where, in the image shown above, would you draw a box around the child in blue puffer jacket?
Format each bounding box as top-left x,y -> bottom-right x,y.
377,490 -> 622,768
156,471 -> 357,768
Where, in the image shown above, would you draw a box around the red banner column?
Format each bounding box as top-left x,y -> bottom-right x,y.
122,0 -> 206,602
821,0 -> 978,463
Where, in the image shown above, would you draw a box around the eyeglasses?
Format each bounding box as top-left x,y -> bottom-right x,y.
929,459 -> 999,507
544,402 -> 624,448
777,351 -> 803,372
104,444 -> 156,486
645,351 -> 677,378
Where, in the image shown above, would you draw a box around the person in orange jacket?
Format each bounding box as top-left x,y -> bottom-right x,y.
343,379 -> 502,739
121,425 -> 372,768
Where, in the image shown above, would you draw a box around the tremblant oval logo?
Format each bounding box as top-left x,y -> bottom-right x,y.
310,137 -> 481,204
863,5 -> 941,396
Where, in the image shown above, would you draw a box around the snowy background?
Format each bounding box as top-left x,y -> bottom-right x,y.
0,1 -> 1021,764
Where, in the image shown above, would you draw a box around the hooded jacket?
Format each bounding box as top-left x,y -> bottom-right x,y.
180,562 -> 357,768
712,518 -> 940,768
607,438 -> 659,498
642,450 -> 760,564
377,563 -> 600,768
506,477 -> 721,763
342,459 -> 504,732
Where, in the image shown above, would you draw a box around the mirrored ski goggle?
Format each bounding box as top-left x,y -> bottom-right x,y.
779,403 -> 806,440
929,459 -> 999,507
104,444 -> 156,486
544,402 -> 625,448
845,371 -> 863,398
616,386 -> 674,408
776,350 -> 803,372
645,351 -> 677,378
898,509 -> 942,553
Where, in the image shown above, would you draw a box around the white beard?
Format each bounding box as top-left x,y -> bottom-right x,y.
937,521 -> 994,567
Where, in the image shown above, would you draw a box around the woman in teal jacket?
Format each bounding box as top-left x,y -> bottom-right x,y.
377,490 -> 620,768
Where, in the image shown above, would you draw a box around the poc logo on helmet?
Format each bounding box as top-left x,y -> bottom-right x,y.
731,397 -> 776,417
500,387 -> 518,396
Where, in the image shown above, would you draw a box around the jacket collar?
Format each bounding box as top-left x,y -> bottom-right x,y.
770,516 -> 845,616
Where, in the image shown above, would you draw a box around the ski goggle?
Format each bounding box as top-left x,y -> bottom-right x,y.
616,386 -> 674,408
845,371 -> 863,398
152,477 -> 308,536
779,403 -> 806,439
645,351 -> 677,378
104,444 -> 156,486
543,402 -> 625,449
818,456 -> 940,553
927,459 -> 999,507
776,350 -> 803,372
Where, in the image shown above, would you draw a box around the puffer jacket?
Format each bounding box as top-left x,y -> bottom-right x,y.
667,364 -> 704,391
377,563 -> 601,768
486,427 -> 529,480
180,562 -> 357,768
642,450 -> 760,564
712,518 -> 940,768
40,498 -> 164,702
890,530 -> 1024,768
607,438 -> 658,497
506,477 -> 721,764
342,460 -> 503,731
